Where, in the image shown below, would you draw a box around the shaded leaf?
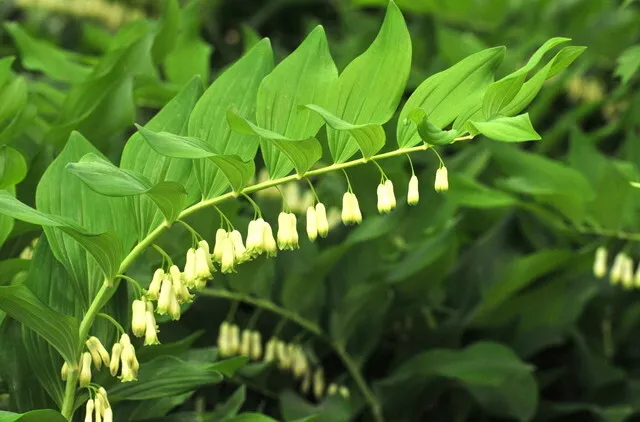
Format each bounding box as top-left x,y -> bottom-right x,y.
136,125 -> 255,193
406,108 -> 459,146
227,109 -> 321,176
305,104 -> 384,158
67,153 -> 187,223
0,146 -> 27,189
0,284 -> 78,364
0,410 -> 67,422
615,44 -> 640,85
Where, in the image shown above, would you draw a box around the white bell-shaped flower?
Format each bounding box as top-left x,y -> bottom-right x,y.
315,203 -> 329,238
593,246 -> 607,278
157,278 -> 174,315
377,183 -> 391,213
230,230 -> 247,263
131,299 -> 147,338
79,352 -> 92,387
263,221 -> 278,257
408,175 -> 419,205
213,229 -> 227,263
434,166 -> 449,192
250,331 -> 262,360
246,219 -> 265,257
306,206 -> 318,241
84,399 -> 94,422
385,180 -> 396,210
183,248 -> 197,288
144,303 -> 160,346
221,236 -> 236,274
240,329 -> 252,357
170,265 -> 192,304
147,268 -> 164,300
109,343 -> 123,377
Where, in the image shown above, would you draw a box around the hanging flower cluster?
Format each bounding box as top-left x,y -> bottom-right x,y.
216,322 -> 349,401
83,387 -> 112,422
593,246 -> 640,289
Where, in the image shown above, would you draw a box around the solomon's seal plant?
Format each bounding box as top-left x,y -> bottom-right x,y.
0,0 -> 585,420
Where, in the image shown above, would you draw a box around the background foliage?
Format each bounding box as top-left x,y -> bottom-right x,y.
0,0 -> 640,421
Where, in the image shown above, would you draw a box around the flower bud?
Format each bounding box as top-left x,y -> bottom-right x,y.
250,331 -> 262,360
171,265 -> 192,304
407,175 -> 419,205
240,329 -> 252,357
131,300 -> 147,338
213,229 -> 227,263
98,387 -> 110,409
94,394 -> 103,422
144,310 -> 160,345
218,322 -> 230,356
79,352 -> 92,387
228,324 -> 240,355
103,408 -> 113,422
277,341 -> 291,370
327,383 -> 339,395
313,367 -> 325,400
593,246 -> 607,279
61,362 -> 68,381
622,255 -> 634,289
306,206 -> 318,241
147,268 -> 164,300
377,183 -> 390,213
315,203 -> 329,238
109,343 -> 123,377
86,338 -> 103,370
86,336 -> 110,369
434,166 -> 449,192
221,236 -> 235,274
84,399 -> 94,422
169,294 -> 181,321
292,346 -> 308,379
339,386 -> 350,399
263,222 -> 278,257
301,371 -> 311,395
385,180 -> 396,210
264,337 -> 277,363
157,278 -> 174,315
289,213 -> 299,248
183,248 -> 197,288
230,230 -> 247,263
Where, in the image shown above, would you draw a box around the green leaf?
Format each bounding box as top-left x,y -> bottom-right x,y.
151,0 -> 180,64
482,37 -> 570,118
500,46 -> 586,117
4,23 -> 90,83
380,342 -> 538,421
397,46 -> 504,148
0,284 -> 78,364
49,27 -> 155,145
304,104 -> 384,158
0,57 -> 15,88
256,26 -> 338,178
615,44 -> 640,85
406,108 -> 459,146
121,76 -> 203,239
329,0 -> 411,162
109,355 -> 224,401
136,124 -> 255,193
36,132 -> 134,297
471,250 -> 572,322
0,259 -> 30,286
0,76 -> 28,125
210,356 -> 249,377
0,146 -> 27,189
188,39 -> 273,198
0,191 -> 121,280
468,114 -> 541,142
0,410 -> 67,422
280,390 -> 349,422
490,142 -> 595,222
210,386 -> 245,420
446,173 -> 517,208
67,153 -> 187,223
227,109 -> 322,176
163,0 -> 212,84
222,414 -> 278,422
0,187 -> 14,256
